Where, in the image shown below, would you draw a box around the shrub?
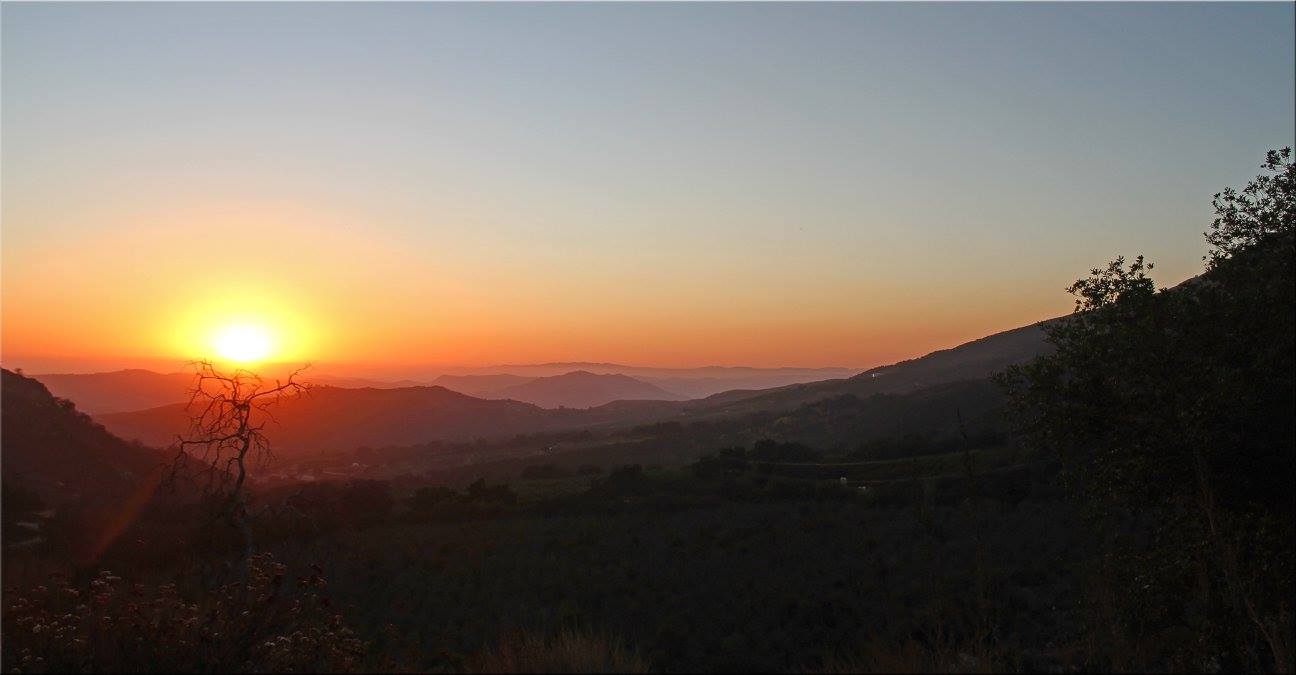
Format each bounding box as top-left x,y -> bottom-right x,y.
465,479 -> 518,505
407,485 -> 460,512
283,480 -> 395,531
522,464 -> 570,480
749,439 -> 820,462
1,554 -> 366,673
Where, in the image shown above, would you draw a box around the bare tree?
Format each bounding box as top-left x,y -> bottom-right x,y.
165,360 -> 309,560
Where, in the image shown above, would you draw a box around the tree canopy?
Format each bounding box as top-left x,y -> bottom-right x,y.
1000,148 -> 1294,671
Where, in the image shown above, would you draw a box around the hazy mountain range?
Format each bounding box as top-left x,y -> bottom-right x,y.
434,363 -> 860,399
489,370 -> 686,408
31,370 -> 426,415
428,370 -> 687,407
95,385 -> 569,456
87,319 -> 1054,457
35,363 -> 857,414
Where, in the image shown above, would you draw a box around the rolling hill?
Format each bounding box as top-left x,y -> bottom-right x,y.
493,370 -> 685,409
34,368 -> 429,414
1,369 -> 166,504
89,318 -> 1055,458
677,320 -> 1055,420
33,369 -> 197,415
39,363 -> 865,415
431,373 -> 534,398
95,385 -> 573,458
434,363 -> 860,399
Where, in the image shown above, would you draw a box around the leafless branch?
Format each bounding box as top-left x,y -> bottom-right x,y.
161,360 -> 312,558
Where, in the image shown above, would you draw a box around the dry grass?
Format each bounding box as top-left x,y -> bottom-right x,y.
810,635 -> 1022,674
467,627 -> 650,673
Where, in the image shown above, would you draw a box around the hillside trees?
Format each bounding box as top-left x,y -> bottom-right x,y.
1000,148 -> 1294,671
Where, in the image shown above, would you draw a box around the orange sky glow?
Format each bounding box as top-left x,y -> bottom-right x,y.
0,198 -> 1065,374
4,3 -> 1290,377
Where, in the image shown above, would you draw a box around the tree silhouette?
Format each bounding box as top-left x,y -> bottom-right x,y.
999,148 -> 1294,671
166,360 -> 309,560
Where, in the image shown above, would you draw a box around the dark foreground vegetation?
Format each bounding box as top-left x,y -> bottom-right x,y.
5,454 -> 1083,672
3,149 -> 1293,672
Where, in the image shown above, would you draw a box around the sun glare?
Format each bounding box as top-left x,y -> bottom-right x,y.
211,324 -> 274,363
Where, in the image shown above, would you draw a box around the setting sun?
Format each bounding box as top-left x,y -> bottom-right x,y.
211,324 -> 274,363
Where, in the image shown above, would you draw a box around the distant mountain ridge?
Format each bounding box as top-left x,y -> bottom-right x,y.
96,385 -> 568,457
34,369 -> 428,414
433,371 -> 685,408
431,373 -> 534,398
493,370 -> 687,409
89,318 -> 1056,457
35,364 -> 857,414
432,364 -> 859,400
470,362 -> 858,377
680,320 -> 1055,419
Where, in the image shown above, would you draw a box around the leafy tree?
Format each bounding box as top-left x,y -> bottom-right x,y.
748,439 -> 821,462
408,485 -> 460,512
999,148 -> 1294,671
286,480 -> 395,531
692,448 -> 750,480
336,480 -> 396,527
522,463 -> 570,480
465,478 -> 518,504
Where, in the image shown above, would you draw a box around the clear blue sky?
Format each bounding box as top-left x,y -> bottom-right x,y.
3,2 -> 1294,373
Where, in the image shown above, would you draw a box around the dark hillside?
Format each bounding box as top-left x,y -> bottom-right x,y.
96,385 -> 565,457
682,321 -> 1053,419
1,368 -> 164,505
94,321 -> 1050,459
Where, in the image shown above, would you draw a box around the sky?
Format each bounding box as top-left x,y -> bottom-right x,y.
3,2 -> 1293,376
